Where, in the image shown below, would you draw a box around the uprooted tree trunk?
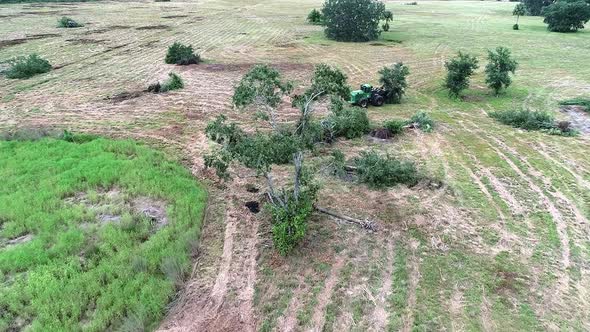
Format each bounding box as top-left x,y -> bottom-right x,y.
314,205 -> 377,231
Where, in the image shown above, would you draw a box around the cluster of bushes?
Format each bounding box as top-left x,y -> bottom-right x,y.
489,109 -> 578,136
57,16 -> 83,28
165,42 -> 201,65
3,54 -> 52,79
445,47 -> 517,98
147,73 -> 184,93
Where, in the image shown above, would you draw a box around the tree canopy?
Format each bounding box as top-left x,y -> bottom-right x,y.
322,0 -> 386,42
543,0 -> 590,32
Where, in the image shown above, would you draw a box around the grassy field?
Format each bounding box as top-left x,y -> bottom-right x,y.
0,137 -> 207,331
1,0 -> 590,331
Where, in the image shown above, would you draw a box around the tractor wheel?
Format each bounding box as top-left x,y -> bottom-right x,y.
360,99 -> 368,108
373,95 -> 384,107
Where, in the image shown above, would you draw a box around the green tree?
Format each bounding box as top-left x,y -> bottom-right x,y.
307,9 -> 324,25
485,47 -> 518,95
322,0 -> 386,42
378,62 -> 410,104
444,52 -> 479,98
205,64 -> 350,255
382,10 -> 393,31
513,3 -> 526,29
523,0 -> 554,15
543,0 -> 590,32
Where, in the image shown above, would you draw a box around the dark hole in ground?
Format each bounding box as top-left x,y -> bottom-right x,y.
245,201 -> 260,214
246,184 -> 259,193
136,25 -> 170,30
383,38 -> 402,43
371,127 -> 393,139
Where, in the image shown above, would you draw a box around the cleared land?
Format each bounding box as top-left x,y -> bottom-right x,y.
1,0 -> 590,331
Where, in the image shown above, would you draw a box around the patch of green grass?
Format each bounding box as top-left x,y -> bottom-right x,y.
559,97 -> 590,111
387,244 -> 409,331
0,137 -> 206,331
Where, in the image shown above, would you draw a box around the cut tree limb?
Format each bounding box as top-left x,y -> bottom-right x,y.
314,205 -> 377,231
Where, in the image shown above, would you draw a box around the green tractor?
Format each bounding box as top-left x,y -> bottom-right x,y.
349,84 -> 389,108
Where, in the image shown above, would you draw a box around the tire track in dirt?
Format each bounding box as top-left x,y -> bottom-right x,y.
536,142 -> 590,191
310,254 -> 346,332
372,238 -> 395,331
456,118 -> 571,294
449,284 -> 465,332
402,240 -> 420,332
277,273 -> 307,332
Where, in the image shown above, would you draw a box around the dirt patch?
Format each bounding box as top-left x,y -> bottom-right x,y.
0,33 -> 61,50
132,197 -> 168,230
66,38 -> 106,45
559,106 -> 590,134
245,201 -> 260,214
105,91 -> 144,103
162,15 -> 188,19
3,234 -> 34,248
136,25 -> 170,31
85,25 -> 131,35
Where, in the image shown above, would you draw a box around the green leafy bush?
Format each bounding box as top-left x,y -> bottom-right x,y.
490,109 -> 578,136
330,106 -> 371,139
4,54 -> 52,79
408,111 -> 434,132
543,0 -> 590,32
444,52 -> 479,98
147,73 -> 184,93
165,42 -> 201,65
354,150 -> 419,188
57,16 -> 83,28
523,0 -> 554,16
384,119 -> 406,135
307,8 -> 324,24
322,0 -> 386,42
485,47 -> 518,95
269,187 -> 316,255
378,62 -> 410,104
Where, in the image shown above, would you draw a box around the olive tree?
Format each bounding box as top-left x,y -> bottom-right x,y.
444,52 -> 479,98
322,0 -> 386,42
485,47 -> 518,95
543,0 -> 590,32
205,64 -> 350,255
378,62 -> 410,104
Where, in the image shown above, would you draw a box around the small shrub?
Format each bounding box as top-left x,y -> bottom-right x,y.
268,188 -> 316,255
513,23 -> 520,30
57,16 -> 83,28
354,150 -> 419,188
161,72 -> 184,91
330,106 -> 371,139
378,62 -> 410,104
165,42 -> 200,65
485,47 -> 518,95
307,8 -> 324,24
408,111 -> 434,132
405,1 -> 418,4
384,119 -> 406,135
148,73 -> 184,93
444,52 -> 479,98
4,54 -> 51,79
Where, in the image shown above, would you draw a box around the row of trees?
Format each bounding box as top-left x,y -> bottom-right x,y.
444,47 -> 518,97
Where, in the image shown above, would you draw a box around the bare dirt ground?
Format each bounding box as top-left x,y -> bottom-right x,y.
2,0 -> 590,330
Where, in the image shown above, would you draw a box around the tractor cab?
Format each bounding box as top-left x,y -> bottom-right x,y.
349,83 -> 386,108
